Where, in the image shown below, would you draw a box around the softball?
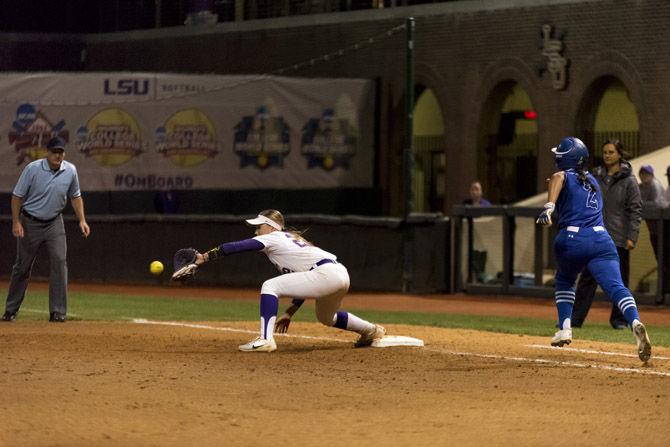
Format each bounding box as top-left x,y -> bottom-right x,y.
150,260 -> 164,275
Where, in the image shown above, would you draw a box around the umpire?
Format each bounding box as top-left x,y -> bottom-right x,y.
2,137 -> 90,323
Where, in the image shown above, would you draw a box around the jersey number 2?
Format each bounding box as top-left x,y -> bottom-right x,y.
285,233 -> 307,247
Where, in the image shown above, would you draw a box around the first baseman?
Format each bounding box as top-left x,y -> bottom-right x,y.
192,209 -> 385,352
536,137 -> 651,361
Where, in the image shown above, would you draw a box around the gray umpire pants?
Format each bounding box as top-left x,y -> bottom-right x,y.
5,215 -> 68,316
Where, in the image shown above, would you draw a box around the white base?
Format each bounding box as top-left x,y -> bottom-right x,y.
371,335 -> 424,348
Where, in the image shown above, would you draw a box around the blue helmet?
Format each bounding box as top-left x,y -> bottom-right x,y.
552,137 -> 589,170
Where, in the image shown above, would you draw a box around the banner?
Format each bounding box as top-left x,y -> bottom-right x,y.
0,73 -> 375,192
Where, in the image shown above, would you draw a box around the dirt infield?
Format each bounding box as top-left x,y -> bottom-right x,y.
1,283 -> 670,446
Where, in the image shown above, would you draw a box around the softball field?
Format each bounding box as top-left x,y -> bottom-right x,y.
1,283 -> 669,446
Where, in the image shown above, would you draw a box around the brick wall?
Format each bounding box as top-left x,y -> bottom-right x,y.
4,0 -> 670,214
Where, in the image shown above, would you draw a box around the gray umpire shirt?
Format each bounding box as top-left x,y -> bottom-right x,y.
13,158 -> 81,220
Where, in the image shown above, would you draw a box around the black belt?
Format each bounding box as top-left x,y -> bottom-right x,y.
311,259 -> 337,270
21,210 -> 58,223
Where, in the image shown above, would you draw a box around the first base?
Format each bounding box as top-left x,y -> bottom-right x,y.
371,335 -> 424,348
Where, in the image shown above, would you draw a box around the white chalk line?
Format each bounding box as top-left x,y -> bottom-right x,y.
423,347 -> 670,377
131,319 -> 349,343
132,319 -> 670,378
527,344 -> 670,361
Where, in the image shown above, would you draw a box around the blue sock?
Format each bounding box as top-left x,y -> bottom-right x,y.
611,291 -> 640,326
260,294 -> 278,339
555,289 -> 575,329
333,311 -> 348,329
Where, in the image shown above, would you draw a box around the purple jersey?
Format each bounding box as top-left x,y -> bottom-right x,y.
555,169 -> 604,229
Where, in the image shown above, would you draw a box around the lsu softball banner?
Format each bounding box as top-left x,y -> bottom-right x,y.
0,73 -> 375,191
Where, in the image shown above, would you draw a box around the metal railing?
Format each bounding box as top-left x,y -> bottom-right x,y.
451,205 -> 669,305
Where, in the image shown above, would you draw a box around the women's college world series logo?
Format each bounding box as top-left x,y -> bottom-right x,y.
77,108 -> 144,166
301,108 -> 357,170
156,108 -> 218,167
234,105 -> 290,169
8,103 -> 69,165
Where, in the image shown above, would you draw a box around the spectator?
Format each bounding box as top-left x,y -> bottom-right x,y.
463,181 -> 492,206
572,139 -> 641,329
463,181 -> 491,284
638,165 -> 667,262
661,166 -> 670,302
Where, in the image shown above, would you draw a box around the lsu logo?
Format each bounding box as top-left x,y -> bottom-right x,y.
8,103 -> 69,165
77,108 -> 144,166
104,79 -> 150,96
234,105 -> 290,169
156,108 -> 218,167
301,108 -> 357,170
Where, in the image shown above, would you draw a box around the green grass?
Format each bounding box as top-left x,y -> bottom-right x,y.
6,288 -> 670,347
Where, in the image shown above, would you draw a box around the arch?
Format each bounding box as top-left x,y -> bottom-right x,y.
472,59 -> 541,204
571,50 -> 647,157
575,75 -> 640,163
412,85 -> 446,212
411,63 -> 452,212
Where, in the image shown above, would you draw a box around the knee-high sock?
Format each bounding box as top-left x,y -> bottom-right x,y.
333,310 -> 374,333
260,293 -> 278,340
611,290 -> 641,327
555,289 -> 575,330
589,257 -> 641,327
554,270 -> 578,330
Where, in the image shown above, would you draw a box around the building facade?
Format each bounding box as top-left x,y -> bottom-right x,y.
2,0 -> 669,214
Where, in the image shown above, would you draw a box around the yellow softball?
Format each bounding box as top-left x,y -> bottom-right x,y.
150,260 -> 164,275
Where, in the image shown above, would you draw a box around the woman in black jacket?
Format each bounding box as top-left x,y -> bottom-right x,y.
571,139 -> 642,328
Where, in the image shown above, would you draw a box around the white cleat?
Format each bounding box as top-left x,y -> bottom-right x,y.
551,328 -> 572,347
632,321 -> 652,362
238,337 -> 277,352
355,324 -> 386,348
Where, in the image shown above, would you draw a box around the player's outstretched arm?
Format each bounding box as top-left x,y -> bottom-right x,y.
546,171 -> 566,204
537,171 -> 565,226
275,299 -> 305,333
199,239 -> 266,264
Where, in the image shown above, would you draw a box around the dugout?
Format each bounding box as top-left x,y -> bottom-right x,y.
0,213 -> 451,294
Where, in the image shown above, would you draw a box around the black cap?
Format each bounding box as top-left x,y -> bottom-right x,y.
46,137 -> 66,152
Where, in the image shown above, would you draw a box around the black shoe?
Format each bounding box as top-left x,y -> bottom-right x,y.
611,321 -> 627,330
2,311 -> 16,322
49,312 -> 66,323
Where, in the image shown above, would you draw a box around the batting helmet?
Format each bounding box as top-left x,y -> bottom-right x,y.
552,137 -> 589,170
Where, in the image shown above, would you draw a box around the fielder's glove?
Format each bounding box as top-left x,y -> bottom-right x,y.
536,202 -> 555,227
171,248 -> 200,282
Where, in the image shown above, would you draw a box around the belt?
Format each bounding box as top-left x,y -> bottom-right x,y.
21,210 -> 58,223
566,226 -> 605,233
311,259 -> 337,270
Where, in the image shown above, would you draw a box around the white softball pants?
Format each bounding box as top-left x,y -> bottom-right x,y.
260,263 -> 350,326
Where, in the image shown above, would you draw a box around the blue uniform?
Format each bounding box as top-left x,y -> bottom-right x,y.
553,170 -> 640,329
